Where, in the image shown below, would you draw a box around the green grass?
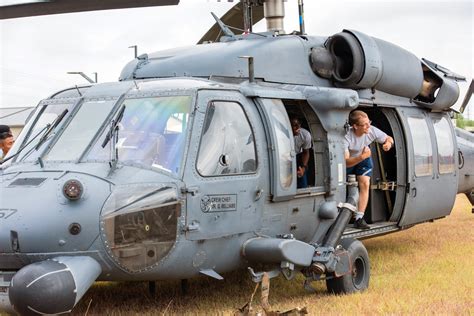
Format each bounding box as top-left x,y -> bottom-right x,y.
72,195 -> 474,315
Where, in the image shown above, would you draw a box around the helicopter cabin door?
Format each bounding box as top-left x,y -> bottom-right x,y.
396,108 -> 457,226
182,90 -> 266,240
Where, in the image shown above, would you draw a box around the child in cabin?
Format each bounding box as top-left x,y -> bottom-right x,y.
344,110 -> 394,229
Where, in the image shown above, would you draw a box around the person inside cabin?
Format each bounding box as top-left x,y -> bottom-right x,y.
0,125 -> 14,161
290,117 -> 312,189
344,110 -> 394,229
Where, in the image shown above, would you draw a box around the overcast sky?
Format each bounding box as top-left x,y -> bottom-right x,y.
0,0 -> 472,117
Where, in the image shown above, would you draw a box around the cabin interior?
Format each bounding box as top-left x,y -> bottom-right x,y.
283,101 -> 403,229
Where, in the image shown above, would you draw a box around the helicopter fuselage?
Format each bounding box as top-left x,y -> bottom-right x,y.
1,31 -> 473,315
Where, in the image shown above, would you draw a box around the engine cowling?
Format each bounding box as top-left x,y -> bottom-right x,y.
312,29 -> 423,98
311,29 -> 460,110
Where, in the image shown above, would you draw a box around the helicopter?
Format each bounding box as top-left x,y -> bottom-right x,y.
0,0 -> 473,315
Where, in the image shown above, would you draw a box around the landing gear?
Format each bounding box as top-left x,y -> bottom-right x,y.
326,238 -> 370,294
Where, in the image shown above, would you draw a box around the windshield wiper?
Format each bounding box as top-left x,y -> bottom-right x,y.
12,108 -> 69,163
34,109 -> 69,151
102,104 -> 126,170
102,104 -> 125,149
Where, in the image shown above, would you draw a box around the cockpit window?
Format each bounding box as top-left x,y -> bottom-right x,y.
46,100 -> 116,161
14,102 -> 75,162
196,101 -> 257,176
87,95 -> 192,175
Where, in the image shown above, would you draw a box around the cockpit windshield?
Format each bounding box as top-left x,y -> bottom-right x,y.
87,95 -> 192,175
45,100 -> 116,161
13,102 -> 75,162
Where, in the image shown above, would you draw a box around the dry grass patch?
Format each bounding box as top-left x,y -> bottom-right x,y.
72,195 -> 474,315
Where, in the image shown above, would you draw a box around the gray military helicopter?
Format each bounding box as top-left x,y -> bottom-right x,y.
1,0 -> 473,314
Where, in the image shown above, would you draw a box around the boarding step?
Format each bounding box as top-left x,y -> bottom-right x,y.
342,221 -> 399,240
370,181 -> 397,191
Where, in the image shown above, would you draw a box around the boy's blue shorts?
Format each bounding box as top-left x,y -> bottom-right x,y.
346,157 -> 373,177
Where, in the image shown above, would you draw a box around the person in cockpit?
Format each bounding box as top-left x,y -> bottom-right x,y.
0,125 -> 14,161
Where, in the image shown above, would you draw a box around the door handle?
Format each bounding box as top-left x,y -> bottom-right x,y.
182,186 -> 199,196
411,187 -> 417,197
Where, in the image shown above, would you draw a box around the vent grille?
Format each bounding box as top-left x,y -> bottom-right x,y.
9,178 -> 46,187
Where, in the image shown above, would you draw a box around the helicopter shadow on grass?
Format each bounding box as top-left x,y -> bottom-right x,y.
72,238 -> 423,314
72,268 -> 331,314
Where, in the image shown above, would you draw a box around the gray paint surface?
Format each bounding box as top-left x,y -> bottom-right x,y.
0,13 -> 473,313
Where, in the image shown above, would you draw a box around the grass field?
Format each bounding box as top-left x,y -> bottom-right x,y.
72,194 -> 474,315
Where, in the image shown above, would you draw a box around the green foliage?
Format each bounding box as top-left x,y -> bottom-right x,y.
455,113 -> 474,129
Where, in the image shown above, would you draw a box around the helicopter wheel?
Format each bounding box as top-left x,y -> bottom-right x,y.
326,238 -> 370,294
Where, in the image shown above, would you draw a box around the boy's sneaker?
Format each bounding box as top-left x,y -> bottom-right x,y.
355,218 -> 370,229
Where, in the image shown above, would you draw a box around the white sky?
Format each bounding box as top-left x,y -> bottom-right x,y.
0,0 -> 472,117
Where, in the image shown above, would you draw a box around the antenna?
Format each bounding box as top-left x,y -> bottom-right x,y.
67,71 -> 97,83
129,45 -> 138,59
239,56 -> 255,83
298,0 -> 305,34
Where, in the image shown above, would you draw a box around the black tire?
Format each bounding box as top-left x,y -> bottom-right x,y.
326,238 -> 370,294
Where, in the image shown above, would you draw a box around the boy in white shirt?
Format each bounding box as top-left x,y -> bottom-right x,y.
344,111 -> 394,229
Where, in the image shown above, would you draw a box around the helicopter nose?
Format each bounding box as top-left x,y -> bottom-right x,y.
9,256 -> 101,315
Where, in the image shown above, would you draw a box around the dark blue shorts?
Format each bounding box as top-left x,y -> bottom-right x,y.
347,157 -> 373,177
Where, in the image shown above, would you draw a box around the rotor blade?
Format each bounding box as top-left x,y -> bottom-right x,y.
197,2 -> 264,44
0,0 -> 179,20
459,79 -> 474,114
